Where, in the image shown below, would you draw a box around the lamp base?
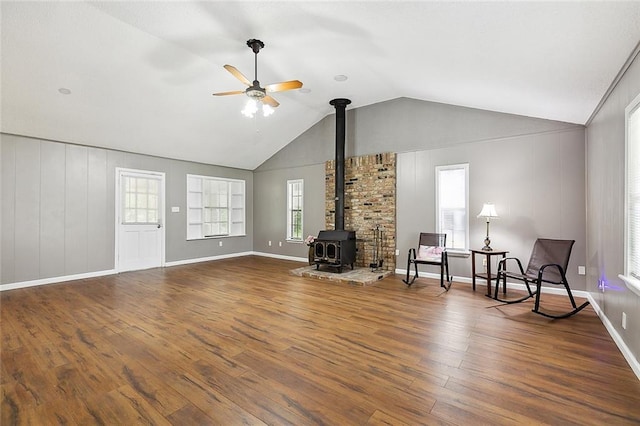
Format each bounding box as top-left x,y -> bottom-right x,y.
481,236 -> 492,251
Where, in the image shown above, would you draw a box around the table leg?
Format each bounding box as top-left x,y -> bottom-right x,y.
471,252 -> 476,291
501,253 -> 507,294
485,253 -> 492,296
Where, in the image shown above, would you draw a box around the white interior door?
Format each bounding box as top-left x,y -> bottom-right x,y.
116,169 -> 165,272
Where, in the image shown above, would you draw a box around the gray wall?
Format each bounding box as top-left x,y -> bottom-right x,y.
1,133 -> 253,285
254,164 -> 326,259
255,97 -> 587,289
397,129 -> 586,284
257,97 -> 580,171
586,50 -> 640,360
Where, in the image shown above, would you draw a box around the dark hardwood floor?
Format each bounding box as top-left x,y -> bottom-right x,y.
2,256 -> 640,425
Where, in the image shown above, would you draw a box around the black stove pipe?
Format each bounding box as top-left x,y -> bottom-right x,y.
329,98 -> 351,231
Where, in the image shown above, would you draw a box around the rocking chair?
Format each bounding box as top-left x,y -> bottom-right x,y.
493,238 -> 590,319
403,232 -> 452,290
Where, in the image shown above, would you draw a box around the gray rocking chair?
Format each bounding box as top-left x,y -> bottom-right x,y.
403,232 -> 452,290
494,238 -> 590,319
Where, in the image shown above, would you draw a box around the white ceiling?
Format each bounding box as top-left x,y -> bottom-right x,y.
2,1 -> 640,170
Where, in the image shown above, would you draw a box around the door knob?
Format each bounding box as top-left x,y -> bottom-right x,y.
157,224 -> 162,229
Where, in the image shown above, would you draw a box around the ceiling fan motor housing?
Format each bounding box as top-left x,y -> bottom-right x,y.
247,39 -> 264,54
246,85 -> 266,99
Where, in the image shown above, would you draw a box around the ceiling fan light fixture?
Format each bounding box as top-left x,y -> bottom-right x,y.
241,99 -> 258,118
241,99 -> 275,118
262,104 -> 275,117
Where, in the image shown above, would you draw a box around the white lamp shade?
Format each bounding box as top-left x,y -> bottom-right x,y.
477,203 -> 498,218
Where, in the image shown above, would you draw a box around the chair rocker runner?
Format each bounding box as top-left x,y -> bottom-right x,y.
403,232 -> 452,290
493,238 -> 590,319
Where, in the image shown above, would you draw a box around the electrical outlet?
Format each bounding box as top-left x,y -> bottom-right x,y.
623,312 -> 627,330
219,241 -> 223,247
279,241 -> 282,247
482,258 -> 487,266
395,249 -> 399,256
578,266 -> 586,275
268,241 -> 272,246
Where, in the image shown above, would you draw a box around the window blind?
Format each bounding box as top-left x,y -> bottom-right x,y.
628,102 -> 640,280
287,179 -> 304,241
435,164 -> 469,251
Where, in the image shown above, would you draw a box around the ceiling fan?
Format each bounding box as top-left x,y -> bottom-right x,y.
213,39 -> 303,116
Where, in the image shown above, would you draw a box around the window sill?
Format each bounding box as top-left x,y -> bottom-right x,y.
619,274 -> 640,297
187,234 -> 246,241
286,239 -> 304,244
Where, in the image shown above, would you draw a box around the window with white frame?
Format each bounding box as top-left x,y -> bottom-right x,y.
287,179 -> 304,241
622,93 -> 640,295
435,163 -> 469,251
186,174 -> 245,240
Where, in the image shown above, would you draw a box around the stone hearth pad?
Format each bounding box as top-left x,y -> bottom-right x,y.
290,265 -> 393,286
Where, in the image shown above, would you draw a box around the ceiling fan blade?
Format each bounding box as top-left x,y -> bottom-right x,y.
224,64 -> 251,86
262,95 -> 280,108
212,90 -> 245,96
264,80 -> 303,93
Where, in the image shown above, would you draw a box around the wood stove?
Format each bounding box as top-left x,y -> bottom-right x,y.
313,230 -> 356,273
312,98 -> 357,273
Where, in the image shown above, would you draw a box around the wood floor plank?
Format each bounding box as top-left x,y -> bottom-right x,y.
78,384 -> 172,425
233,349 -> 378,424
2,256 -> 640,425
161,372 -> 266,425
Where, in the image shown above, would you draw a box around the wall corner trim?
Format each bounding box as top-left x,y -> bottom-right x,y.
586,39 -> 640,126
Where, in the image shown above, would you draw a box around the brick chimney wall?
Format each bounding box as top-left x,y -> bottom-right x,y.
325,152 -> 396,271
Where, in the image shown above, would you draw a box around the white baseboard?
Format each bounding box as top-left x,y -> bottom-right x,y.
587,294 -> 640,380
0,269 -> 117,292
1,251 -> 307,291
164,251 -> 254,267
394,268 -> 589,298
166,251 -> 308,266
251,251 -> 308,263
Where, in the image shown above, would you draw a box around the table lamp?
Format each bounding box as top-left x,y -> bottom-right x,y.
477,203 -> 499,251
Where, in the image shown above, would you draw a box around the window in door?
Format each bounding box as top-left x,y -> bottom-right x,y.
122,176 -> 160,224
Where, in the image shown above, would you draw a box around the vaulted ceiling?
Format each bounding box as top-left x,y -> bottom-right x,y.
2,1 -> 640,170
